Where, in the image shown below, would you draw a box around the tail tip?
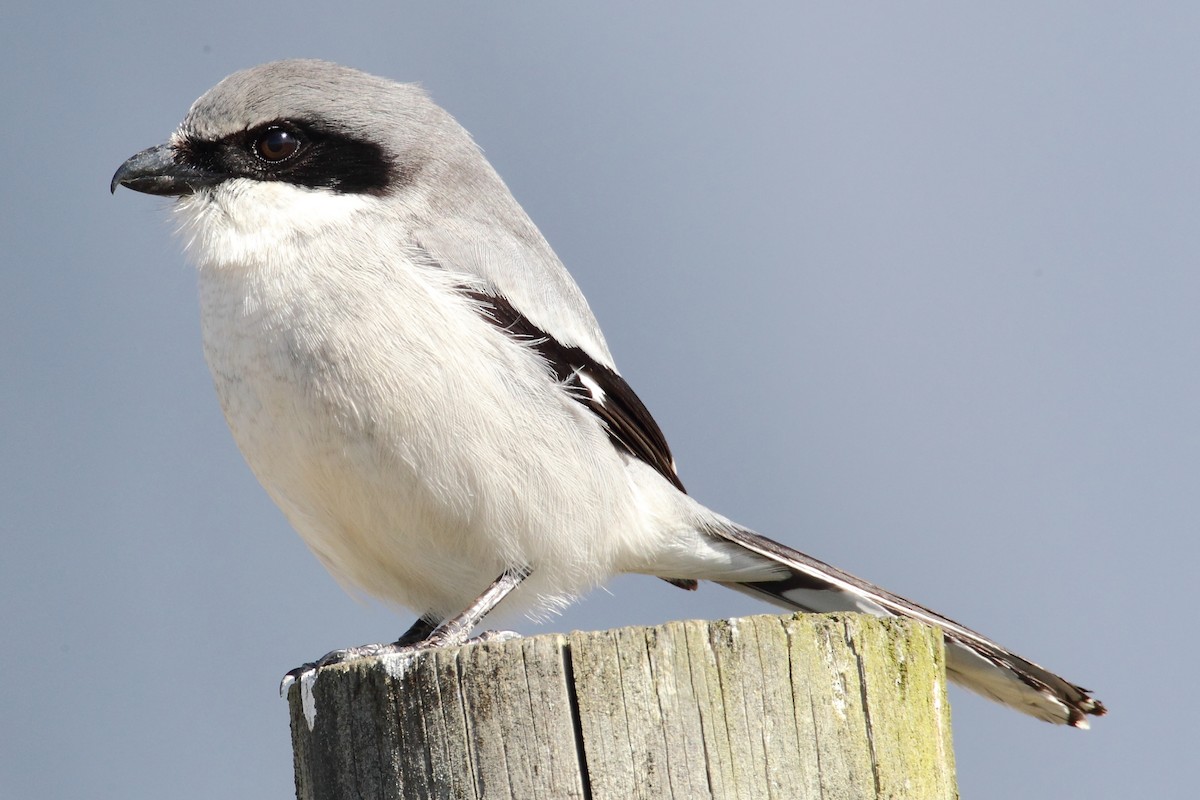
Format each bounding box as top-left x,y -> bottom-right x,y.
1068,696 -> 1107,729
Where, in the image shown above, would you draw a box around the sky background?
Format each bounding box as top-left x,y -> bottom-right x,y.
3,3 -> 1196,798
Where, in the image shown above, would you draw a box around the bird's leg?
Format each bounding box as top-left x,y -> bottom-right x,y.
422,567 -> 529,648
281,568 -> 530,694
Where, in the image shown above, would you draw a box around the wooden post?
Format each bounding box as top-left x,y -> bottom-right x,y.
287,613 -> 957,799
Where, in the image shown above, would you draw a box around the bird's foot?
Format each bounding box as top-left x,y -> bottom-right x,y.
279,630 -> 522,696
280,642 -> 392,695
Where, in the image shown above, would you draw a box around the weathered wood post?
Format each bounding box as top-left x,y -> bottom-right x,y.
287,613 -> 957,799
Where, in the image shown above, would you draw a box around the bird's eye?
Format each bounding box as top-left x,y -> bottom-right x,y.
254,127 -> 302,162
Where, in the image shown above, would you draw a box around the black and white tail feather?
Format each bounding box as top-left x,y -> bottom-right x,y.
709,523 -> 1105,727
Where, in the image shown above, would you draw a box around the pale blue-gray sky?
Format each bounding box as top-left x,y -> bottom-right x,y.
3,3 -> 1195,797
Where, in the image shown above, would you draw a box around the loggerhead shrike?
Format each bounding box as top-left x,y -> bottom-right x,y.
112,59 -> 1104,727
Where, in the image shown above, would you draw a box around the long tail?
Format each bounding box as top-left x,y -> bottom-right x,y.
707,523 -> 1106,727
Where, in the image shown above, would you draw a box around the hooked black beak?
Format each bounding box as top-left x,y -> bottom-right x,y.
110,143 -> 221,196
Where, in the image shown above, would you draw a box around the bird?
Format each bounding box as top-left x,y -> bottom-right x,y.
112,59 -> 1104,727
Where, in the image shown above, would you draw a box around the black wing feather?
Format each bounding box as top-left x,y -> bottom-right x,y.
462,289 -> 684,493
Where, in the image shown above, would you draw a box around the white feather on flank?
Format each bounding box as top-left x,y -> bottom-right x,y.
576,370 -> 607,403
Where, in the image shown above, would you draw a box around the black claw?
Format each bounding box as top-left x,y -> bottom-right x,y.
280,662 -> 317,696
